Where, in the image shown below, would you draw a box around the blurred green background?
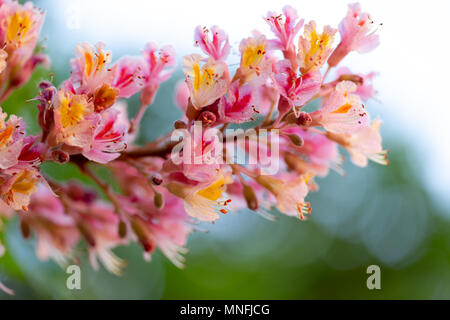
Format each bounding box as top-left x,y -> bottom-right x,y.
1,0 -> 449,300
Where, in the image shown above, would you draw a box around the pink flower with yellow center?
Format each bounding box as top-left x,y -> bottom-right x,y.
0,108 -> 26,170
0,167 -> 42,211
312,80 -> 369,134
182,54 -> 229,110
50,90 -> 96,150
238,35 -> 272,85
69,42 -> 115,96
0,0 -> 44,52
256,174 -> 310,220
298,21 -> 337,74
168,171 -> 233,222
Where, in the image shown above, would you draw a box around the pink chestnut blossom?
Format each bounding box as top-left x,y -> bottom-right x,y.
21,185 -> 80,264
311,80 -> 369,134
238,34 -> 272,86
265,5 -> 304,68
139,43 -> 176,106
256,173 -> 310,220
112,56 -> 147,99
218,81 -> 254,123
345,118 -> 388,167
281,127 -> 342,177
182,54 -> 229,110
48,89 -> 97,151
328,3 -> 380,67
82,103 -> 130,164
0,0 -> 44,56
167,169 -> 233,223
337,66 -> 377,101
273,59 -> 321,116
69,42 -> 115,96
174,80 -> 190,113
0,108 -> 26,170
194,25 -> 230,61
81,202 -> 126,276
109,161 -> 192,267
0,166 -> 45,211
297,21 -> 337,74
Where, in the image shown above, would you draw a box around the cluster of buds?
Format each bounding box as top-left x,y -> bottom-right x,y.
0,1 -> 387,294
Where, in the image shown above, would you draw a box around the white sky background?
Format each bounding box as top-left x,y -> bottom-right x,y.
45,0 -> 450,211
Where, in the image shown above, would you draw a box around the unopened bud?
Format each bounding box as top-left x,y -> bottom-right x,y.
278,96 -> 291,114
297,112 -> 312,127
186,99 -> 200,122
174,120 -> 187,130
243,185 -> 259,211
78,223 -> 96,247
154,192 -> 165,210
198,111 -> 216,127
51,150 -> 70,164
338,74 -> 364,86
150,173 -> 163,186
118,220 -> 127,238
141,238 -> 155,253
20,220 -> 31,239
288,134 -> 304,147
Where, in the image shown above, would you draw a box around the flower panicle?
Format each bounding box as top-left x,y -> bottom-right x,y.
0,1 -> 386,294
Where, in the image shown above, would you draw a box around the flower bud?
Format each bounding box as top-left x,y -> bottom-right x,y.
20,220 -> 31,239
78,223 -> 96,247
198,111 -> 217,127
297,112 -> 312,127
338,74 -> 364,86
150,173 -> 163,186
51,150 -> 70,164
186,99 -> 200,122
278,95 -> 291,114
174,120 -> 187,130
93,84 -> 119,112
243,184 -> 258,211
154,192 -> 165,210
118,220 -> 127,238
288,133 -> 304,147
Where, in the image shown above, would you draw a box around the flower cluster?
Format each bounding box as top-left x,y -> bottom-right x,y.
0,1 -> 387,294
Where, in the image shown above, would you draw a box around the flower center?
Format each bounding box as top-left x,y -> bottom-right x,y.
193,63 -> 215,92
84,50 -> 107,77
60,96 -> 86,128
7,10 -> 32,45
0,125 -> 13,148
242,43 -> 266,69
332,103 -> 352,114
12,170 -> 38,195
197,178 -> 225,201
